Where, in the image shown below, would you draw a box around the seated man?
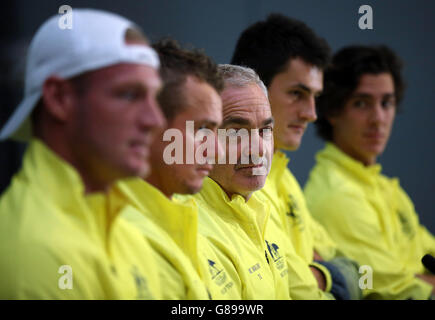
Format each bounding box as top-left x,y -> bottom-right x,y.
305,45 -> 435,299
231,13 -> 361,299
117,39 -> 241,299
0,9 -> 166,299
190,64 -> 336,299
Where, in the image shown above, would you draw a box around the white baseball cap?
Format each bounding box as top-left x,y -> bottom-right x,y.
0,8 -> 160,141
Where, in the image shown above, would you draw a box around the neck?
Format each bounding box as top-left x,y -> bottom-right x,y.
37,135 -> 113,195
332,141 -> 377,167
213,182 -> 252,202
226,190 -> 252,202
146,169 -> 173,199
35,115 -> 118,194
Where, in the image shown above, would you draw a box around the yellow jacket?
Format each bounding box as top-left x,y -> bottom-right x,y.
305,143 -> 435,299
260,151 -> 337,263
0,139 -> 161,299
259,151 -> 336,299
193,177 -> 291,299
118,179 -> 240,299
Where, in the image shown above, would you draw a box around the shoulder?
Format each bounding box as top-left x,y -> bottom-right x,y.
0,223 -> 104,299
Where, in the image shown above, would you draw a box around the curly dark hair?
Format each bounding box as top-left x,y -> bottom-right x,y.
152,38 -> 223,120
315,45 -> 405,141
231,13 -> 330,87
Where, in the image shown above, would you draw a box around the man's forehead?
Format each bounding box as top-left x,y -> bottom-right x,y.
222,99 -> 271,119
222,84 -> 269,106
352,73 -> 395,96
174,104 -> 222,126
222,106 -> 272,128
280,57 -> 323,91
357,73 -> 394,89
183,77 -> 222,110
86,63 -> 161,86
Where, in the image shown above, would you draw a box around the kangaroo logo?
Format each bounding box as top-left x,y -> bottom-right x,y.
265,240 -> 284,270
208,259 -> 226,286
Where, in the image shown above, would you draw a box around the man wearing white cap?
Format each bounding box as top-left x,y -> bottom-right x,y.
0,9 -> 166,299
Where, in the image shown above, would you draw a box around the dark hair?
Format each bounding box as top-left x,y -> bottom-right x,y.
231,13 -> 330,87
152,38 -> 223,120
315,45 -> 405,141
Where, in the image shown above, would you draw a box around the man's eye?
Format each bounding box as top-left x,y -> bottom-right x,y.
196,126 -> 209,135
288,90 -> 302,98
227,128 -> 247,137
353,99 -> 367,108
118,90 -> 140,101
227,128 -> 239,136
260,127 -> 273,135
382,99 -> 396,109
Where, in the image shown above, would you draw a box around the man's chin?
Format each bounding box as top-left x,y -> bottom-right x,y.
183,181 -> 204,195
365,147 -> 385,161
239,177 -> 266,192
131,162 -> 151,179
276,139 -> 301,152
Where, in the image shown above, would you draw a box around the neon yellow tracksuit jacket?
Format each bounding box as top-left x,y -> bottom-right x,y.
260,151 -> 337,263
0,139 -> 161,299
118,179 -> 240,299
192,177 -> 291,300
259,151 -> 335,299
304,143 -> 435,299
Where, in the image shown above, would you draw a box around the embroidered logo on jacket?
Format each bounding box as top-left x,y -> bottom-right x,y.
285,194 -> 304,230
397,210 -> 415,239
208,259 -> 234,295
131,265 -> 151,299
265,240 -> 285,271
208,259 -> 227,285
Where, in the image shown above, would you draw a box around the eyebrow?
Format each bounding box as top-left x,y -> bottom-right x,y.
221,117 -> 251,127
262,117 -> 274,127
221,116 -> 274,128
196,120 -> 220,128
113,81 -> 161,93
292,83 -> 321,95
351,93 -> 395,99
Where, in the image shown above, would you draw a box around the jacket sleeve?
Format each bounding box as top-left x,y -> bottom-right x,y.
307,213 -> 338,261
313,256 -> 363,300
308,190 -> 433,300
396,183 -> 435,259
419,225 -> 435,258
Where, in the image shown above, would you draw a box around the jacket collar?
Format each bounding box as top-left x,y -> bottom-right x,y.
317,142 -> 383,185
268,151 -> 290,184
21,139 -> 124,241
197,177 -> 270,241
116,178 -> 199,268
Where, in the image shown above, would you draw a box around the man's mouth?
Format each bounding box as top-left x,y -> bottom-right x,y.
288,124 -> 306,133
196,165 -> 213,175
364,132 -> 385,140
235,163 -> 264,171
129,140 -> 149,158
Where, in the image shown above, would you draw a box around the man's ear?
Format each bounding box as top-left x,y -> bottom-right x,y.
41,76 -> 77,122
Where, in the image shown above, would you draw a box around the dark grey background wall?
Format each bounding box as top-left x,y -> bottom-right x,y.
1,0 -> 434,233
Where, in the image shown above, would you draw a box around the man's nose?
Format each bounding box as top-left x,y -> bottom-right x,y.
299,96 -> 317,123
241,129 -> 264,161
369,102 -> 386,124
200,132 -> 224,164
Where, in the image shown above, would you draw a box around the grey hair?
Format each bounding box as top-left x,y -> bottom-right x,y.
218,64 -> 268,99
